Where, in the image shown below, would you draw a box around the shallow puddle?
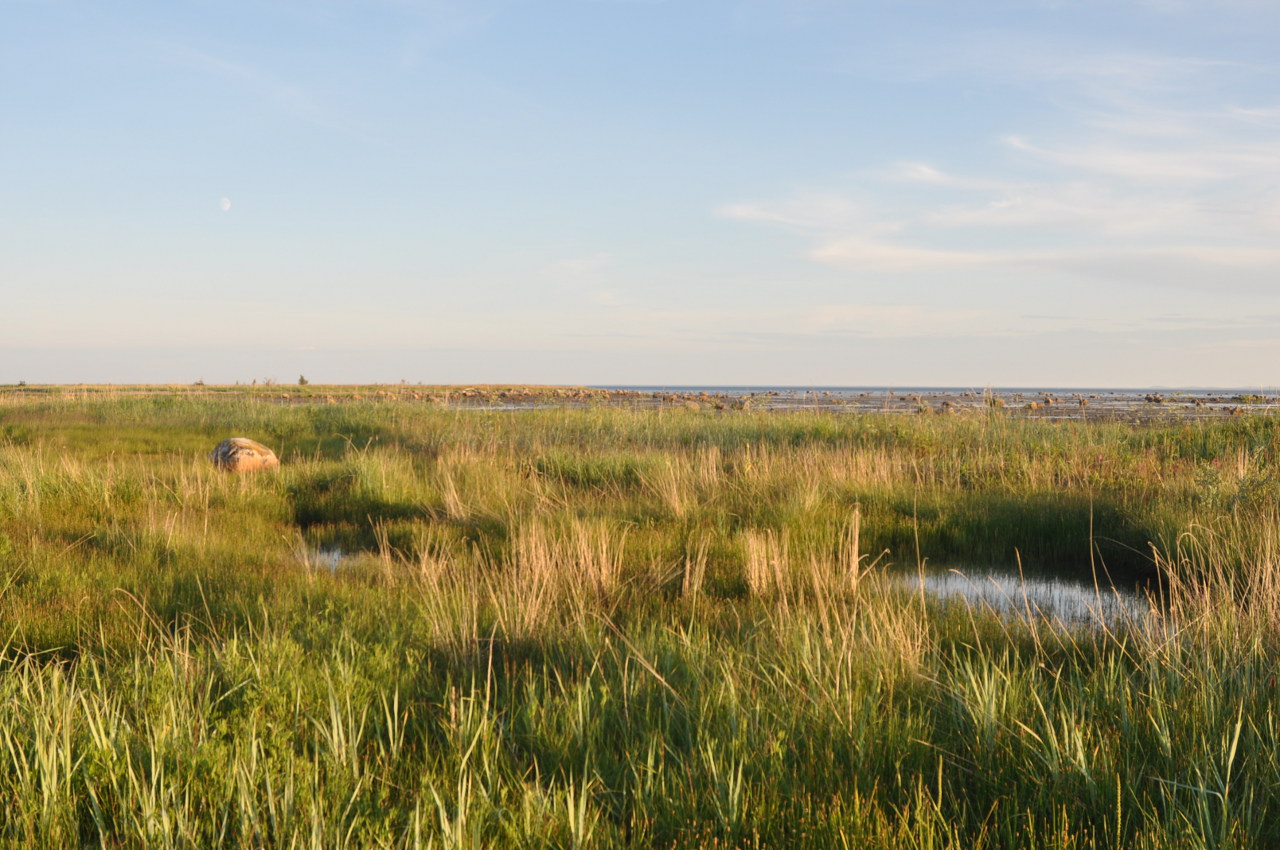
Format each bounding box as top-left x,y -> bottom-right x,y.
300,545 -> 1152,628
300,546 -> 346,573
902,565 -> 1154,627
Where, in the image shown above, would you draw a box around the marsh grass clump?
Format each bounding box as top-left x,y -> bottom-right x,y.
3,394 -> 1280,846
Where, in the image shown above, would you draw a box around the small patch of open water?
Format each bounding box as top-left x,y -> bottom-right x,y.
299,546 -> 1153,628
902,565 -> 1154,627
300,546 -> 346,574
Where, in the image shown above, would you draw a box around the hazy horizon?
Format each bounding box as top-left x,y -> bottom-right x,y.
5,363 -> 1277,395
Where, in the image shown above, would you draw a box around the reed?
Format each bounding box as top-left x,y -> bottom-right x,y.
2,393 -> 1280,846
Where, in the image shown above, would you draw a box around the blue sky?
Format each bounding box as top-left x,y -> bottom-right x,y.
6,0 -> 1280,386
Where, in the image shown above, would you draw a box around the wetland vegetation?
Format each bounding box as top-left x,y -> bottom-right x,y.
2,388 -> 1280,847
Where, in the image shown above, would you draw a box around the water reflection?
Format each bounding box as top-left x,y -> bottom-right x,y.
903,565 -> 1154,627
301,546 -> 345,574
299,546 -> 1153,628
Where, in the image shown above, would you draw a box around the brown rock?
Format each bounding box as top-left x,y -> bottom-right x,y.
210,438 -> 280,472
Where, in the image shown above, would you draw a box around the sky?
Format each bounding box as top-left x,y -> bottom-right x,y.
5,0 -> 1280,387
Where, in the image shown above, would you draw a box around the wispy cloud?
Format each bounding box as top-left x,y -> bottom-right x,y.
158,43 -> 377,141
718,194 -> 874,231
1004,134 -> 1280,183
842,27 -> 1260,99
384,0 -> 499,69
806,238 -> 1000,273
727,188 -> 1280,284
723,42 -> 1280,292
529,299 -> 1280,350
920,184 -> 1198,236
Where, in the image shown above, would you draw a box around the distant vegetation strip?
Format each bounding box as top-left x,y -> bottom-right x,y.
4,383 -> 1274,421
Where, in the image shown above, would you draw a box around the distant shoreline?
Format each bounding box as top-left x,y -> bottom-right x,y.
2,382 -> 1277,394
3,382 -> 1276,422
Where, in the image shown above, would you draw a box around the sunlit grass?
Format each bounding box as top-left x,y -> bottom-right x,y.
2,394 -> 1280,846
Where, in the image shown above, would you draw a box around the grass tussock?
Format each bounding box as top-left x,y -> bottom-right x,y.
2,394 -> 1280,846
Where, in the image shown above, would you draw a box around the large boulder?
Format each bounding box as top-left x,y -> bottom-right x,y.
210,438 -> 279,472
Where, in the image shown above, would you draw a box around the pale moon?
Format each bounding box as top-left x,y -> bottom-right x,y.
219,197 -> 232,212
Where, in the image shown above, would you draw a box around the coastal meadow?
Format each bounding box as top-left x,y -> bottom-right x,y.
2,388 -> 1280,847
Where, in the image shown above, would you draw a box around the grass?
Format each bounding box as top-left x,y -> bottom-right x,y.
2,391 -> 1280,846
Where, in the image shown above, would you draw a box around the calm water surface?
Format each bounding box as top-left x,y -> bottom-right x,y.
903,564 -> 1154,626
306,544 -> 1152,628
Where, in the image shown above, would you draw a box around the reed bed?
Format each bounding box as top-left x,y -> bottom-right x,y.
2,394 -> 1280,847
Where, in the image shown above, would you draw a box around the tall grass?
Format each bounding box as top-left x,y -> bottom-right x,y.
2,394 -> 1280,846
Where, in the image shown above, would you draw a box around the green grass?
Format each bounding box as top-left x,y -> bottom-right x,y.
2,394 -> 1280,847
